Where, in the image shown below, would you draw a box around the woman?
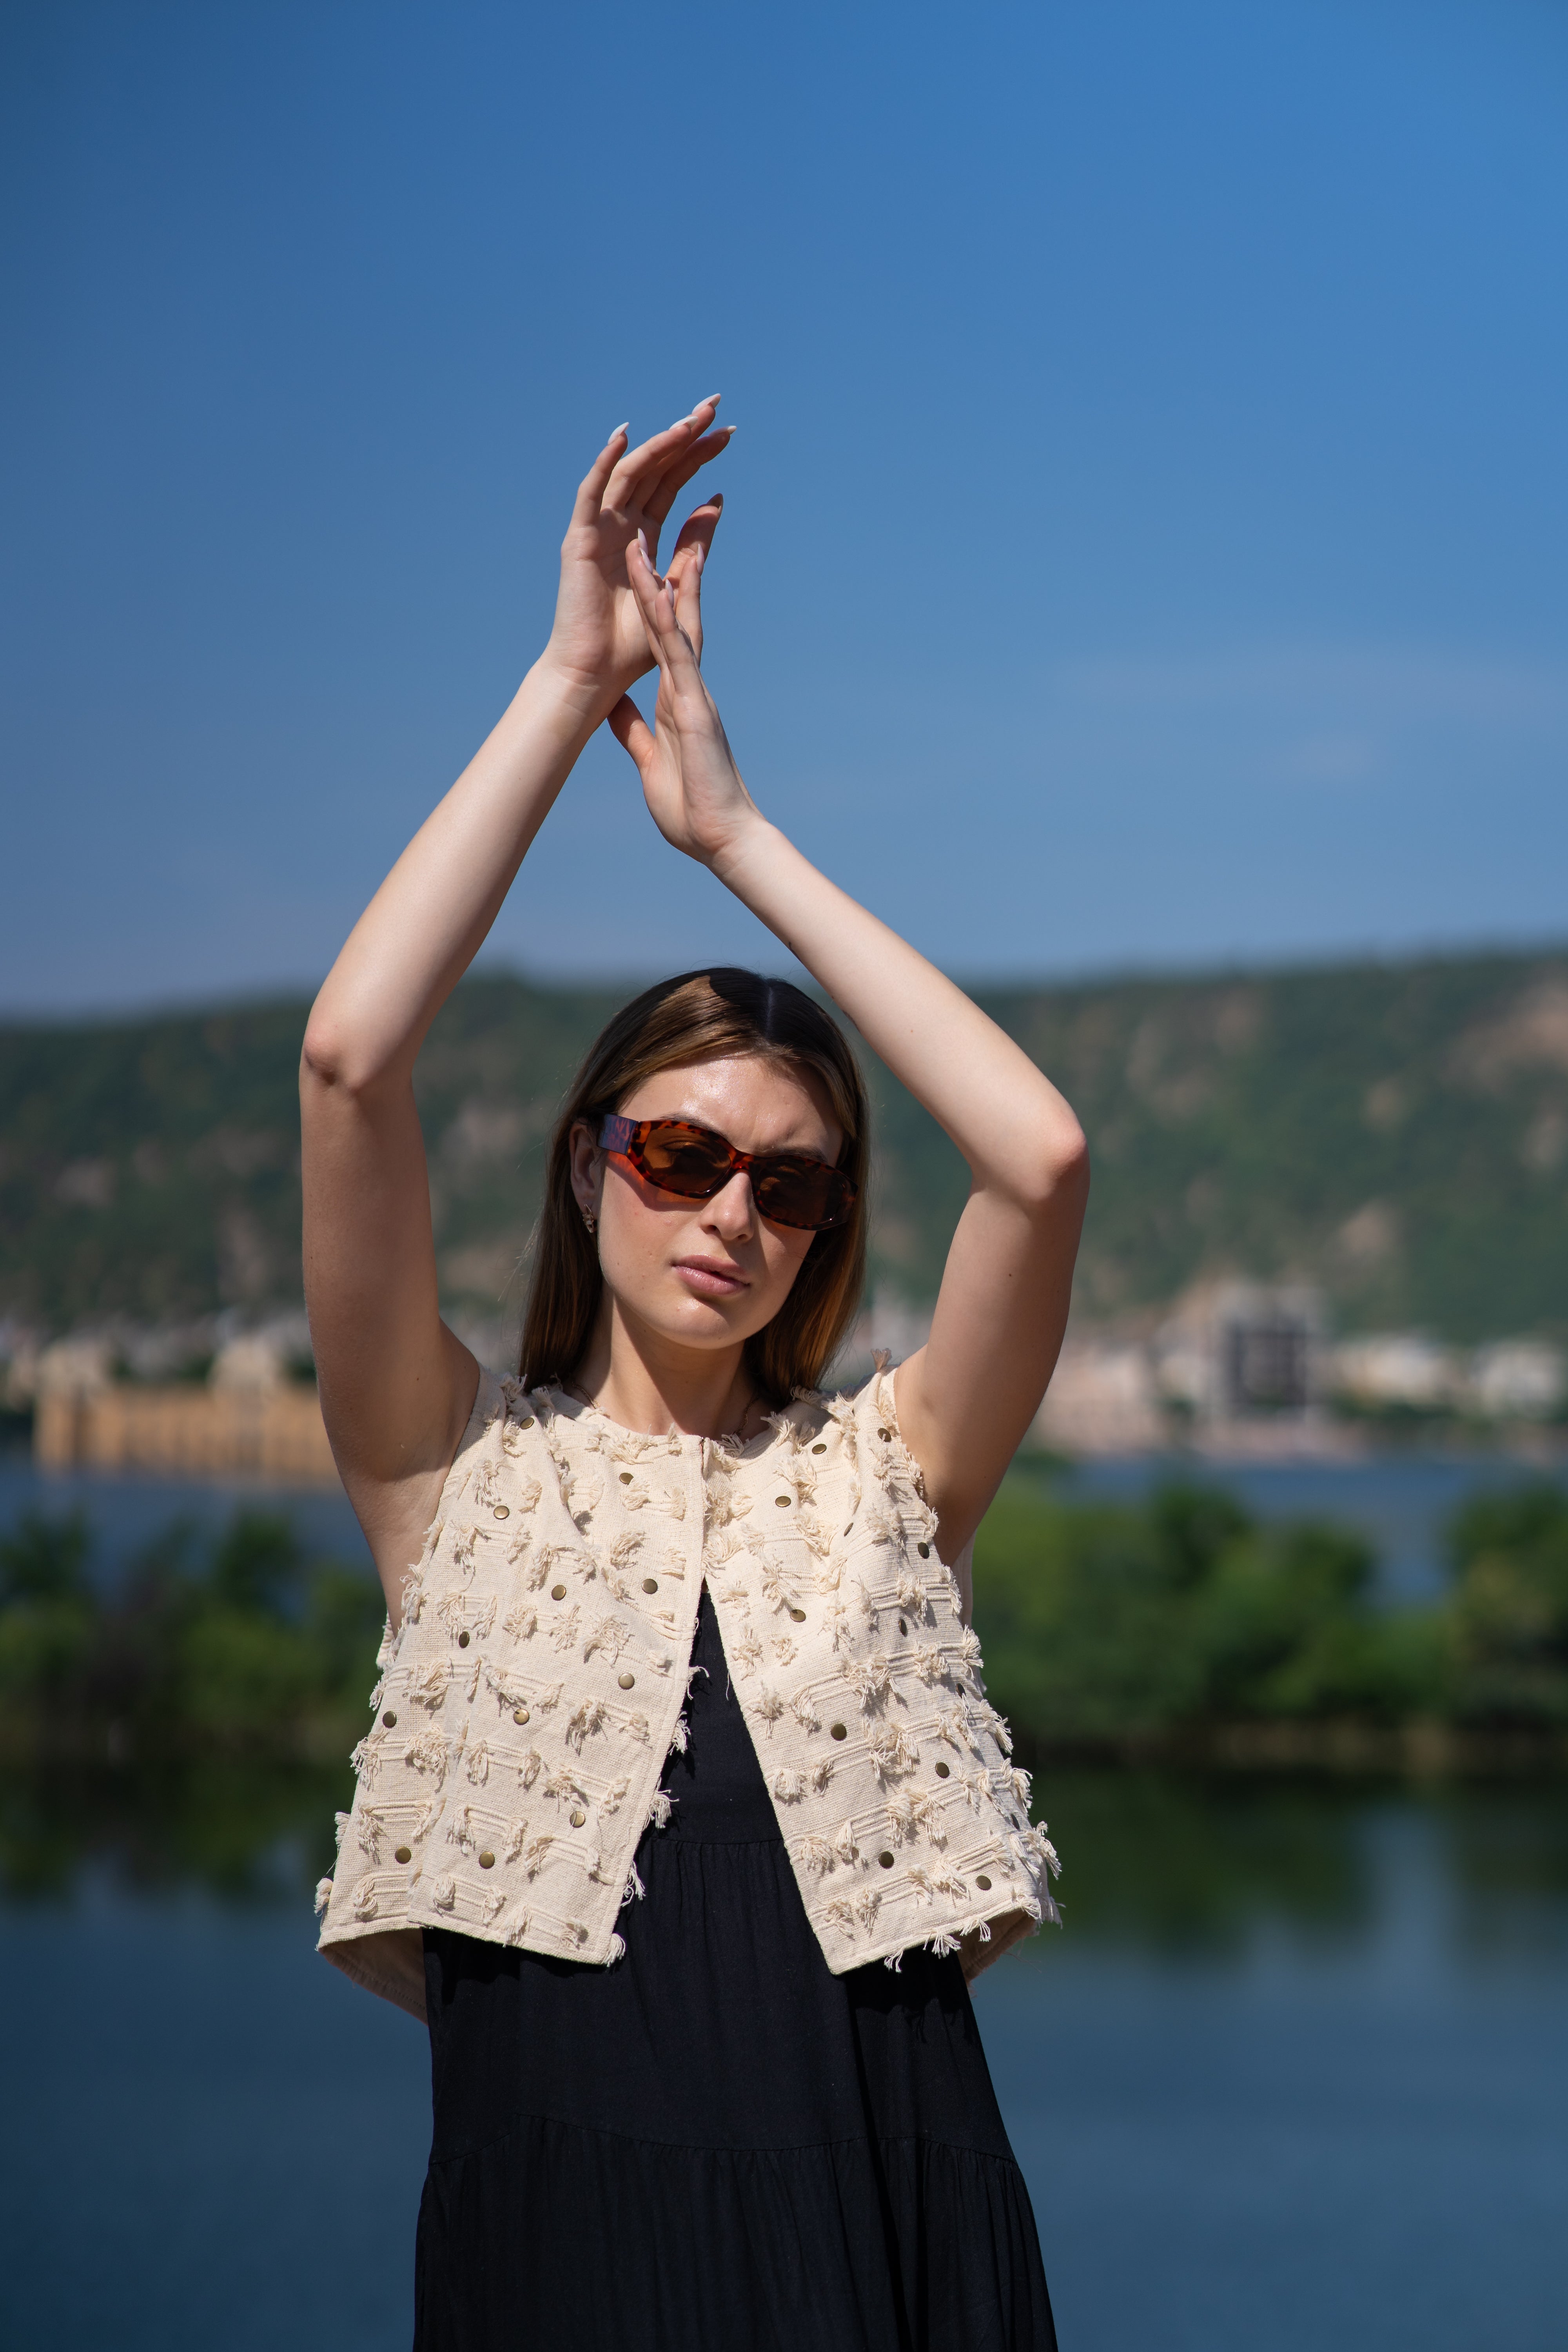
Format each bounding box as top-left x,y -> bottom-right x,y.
305,398 -> 1089,2350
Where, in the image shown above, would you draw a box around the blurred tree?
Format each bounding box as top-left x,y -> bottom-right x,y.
0,1510 -> 97,1740
973,1477 -> 1452,1752
1445,1485 -> 1568,1726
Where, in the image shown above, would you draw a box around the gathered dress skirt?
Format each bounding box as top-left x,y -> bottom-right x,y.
414,1587 -> 1057,2351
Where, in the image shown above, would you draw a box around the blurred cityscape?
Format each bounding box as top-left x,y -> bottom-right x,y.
2,947 -> 1565,1477
4,1273 -> 1563,1482
860,1281 -> 1566,1462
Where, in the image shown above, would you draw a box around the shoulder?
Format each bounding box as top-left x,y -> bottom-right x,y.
775,1356 -> 925,1490
826,1352 -> 909,1450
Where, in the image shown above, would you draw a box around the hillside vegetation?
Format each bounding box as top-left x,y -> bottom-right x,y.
3,948 -> 1566,1340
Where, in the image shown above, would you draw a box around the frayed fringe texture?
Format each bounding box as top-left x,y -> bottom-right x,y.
323,1367 -> 1055,1982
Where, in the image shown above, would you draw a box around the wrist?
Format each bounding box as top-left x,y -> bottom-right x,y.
708,811 -> 782,892
528,644 -> 623,730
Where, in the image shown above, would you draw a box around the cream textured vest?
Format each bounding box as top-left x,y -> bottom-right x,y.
317,1364 -> 1060,2020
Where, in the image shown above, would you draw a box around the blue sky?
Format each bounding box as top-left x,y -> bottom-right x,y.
2,0 -> 1565,1011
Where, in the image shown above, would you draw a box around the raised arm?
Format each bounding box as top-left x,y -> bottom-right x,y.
300,408 -> 731,1605
611,535 -> 1089,1566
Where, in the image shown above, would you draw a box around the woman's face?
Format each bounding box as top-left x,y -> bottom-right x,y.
570,1053 -> 843,1361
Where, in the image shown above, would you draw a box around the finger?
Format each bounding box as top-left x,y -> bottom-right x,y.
606,397 -> 721,512
570,424 -> 630,524
670,541 -> 706,662
606,693 -> 656,776
628,530 -> 703,684
666,497 -> 721,662
641,425 -> 735,528
625,528 -> 672,654
671,492 -> 722,563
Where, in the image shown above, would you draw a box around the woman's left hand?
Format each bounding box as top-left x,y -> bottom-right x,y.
608,530 -> 765,869
544,405 -> 731,708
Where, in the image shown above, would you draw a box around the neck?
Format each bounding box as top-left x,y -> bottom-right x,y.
570,1302 -> 762,1442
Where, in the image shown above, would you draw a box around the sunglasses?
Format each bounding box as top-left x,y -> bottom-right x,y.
596,1113 -> 858,1232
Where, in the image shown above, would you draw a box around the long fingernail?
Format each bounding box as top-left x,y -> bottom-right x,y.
711,492 -> 724,506
610,421 -> 629,439
637,527 -> 651,564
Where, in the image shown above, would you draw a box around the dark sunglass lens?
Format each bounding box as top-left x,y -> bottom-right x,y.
753,1162 -> 849,1230
636,1123 -> 734,1196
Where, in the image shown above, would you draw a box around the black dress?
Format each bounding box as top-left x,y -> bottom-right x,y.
415,1588 -> 1057,2351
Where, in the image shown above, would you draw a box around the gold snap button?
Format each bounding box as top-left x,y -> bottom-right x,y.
878,1851 -> 895,1869
513,1706 -> 530,1725
569,1807 -> 586,1828
619,1471 -> 633,1484
394,1844 -> 412,1864
830,1722 -> 848,1740
642,1577 -> 659,1593
382,1710 -> 397,1728
493,1505 -> 510,1519
811,1441 -> 827,1454
976,1873 -> 992,1891
551,1583 -> 567,1600
519,1415 -> 535,1428
618,1671 -> 635,1689
775,1494 -> 792,1508
935,1761 -> 950,1779
877,1426 -> 891,1441
917,1542 -> 930,1559
479,1850 -> 495,1869
457,1630 -> 470,1648
789,1606 -> 806,1623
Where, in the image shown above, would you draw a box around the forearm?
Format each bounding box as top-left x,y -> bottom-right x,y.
303,656 -> 608,1093
712,818 -> 1085,1199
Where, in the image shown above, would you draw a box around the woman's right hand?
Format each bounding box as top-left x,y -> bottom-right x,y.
542,403 -> 731,708
608,528 -> 767,871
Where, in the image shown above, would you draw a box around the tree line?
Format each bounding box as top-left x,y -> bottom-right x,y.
975,1476 -> 1568,1764
3,1477 -> 1566,1768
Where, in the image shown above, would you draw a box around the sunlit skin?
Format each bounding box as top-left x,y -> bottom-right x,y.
566,1053 -> 841,1443
300,401 -> 1088,1634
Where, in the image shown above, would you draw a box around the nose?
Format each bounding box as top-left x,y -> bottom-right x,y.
702,1170 -> 756,1240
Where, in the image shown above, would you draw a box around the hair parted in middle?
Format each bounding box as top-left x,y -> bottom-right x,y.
518,968 -> 869,1403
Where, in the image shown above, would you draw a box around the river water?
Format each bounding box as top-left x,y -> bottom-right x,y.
2,1457 -> 1565,2348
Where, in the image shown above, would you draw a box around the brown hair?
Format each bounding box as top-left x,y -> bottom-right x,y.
518,969 -> 869,1403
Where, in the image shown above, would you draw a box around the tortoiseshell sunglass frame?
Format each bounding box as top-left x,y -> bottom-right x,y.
596,1113 -> 858,1232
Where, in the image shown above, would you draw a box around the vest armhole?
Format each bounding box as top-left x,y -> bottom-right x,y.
319,1926 -> 428,2023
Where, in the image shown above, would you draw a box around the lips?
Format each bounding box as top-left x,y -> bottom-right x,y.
673,1257 -> 750,1298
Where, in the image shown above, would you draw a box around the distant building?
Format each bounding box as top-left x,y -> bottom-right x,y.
1330,1333 -> 1461,1411
1033,1340 -> 1165,1455
1154,1281 -> 1326,1425
1468,1340 -> 1565,1421
1328,1332 -> 1566,1421
31,1318 -> 336,1484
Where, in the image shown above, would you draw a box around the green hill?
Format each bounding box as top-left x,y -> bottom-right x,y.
2,947 -> 1566,1342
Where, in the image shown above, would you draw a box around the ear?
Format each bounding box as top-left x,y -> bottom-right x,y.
567,1121 -> 604,1219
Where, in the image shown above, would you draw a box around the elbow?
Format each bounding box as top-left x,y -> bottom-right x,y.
299,1014 -> 352,1099
1016,1116 -> 1091,1217
1058,1119 -> 1091,1198
299,1011 -> 392,1104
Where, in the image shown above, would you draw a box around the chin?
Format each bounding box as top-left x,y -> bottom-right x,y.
661,1294 -> 764,1348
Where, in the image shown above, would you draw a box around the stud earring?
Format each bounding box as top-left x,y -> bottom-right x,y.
581,1206 -> 597,1236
